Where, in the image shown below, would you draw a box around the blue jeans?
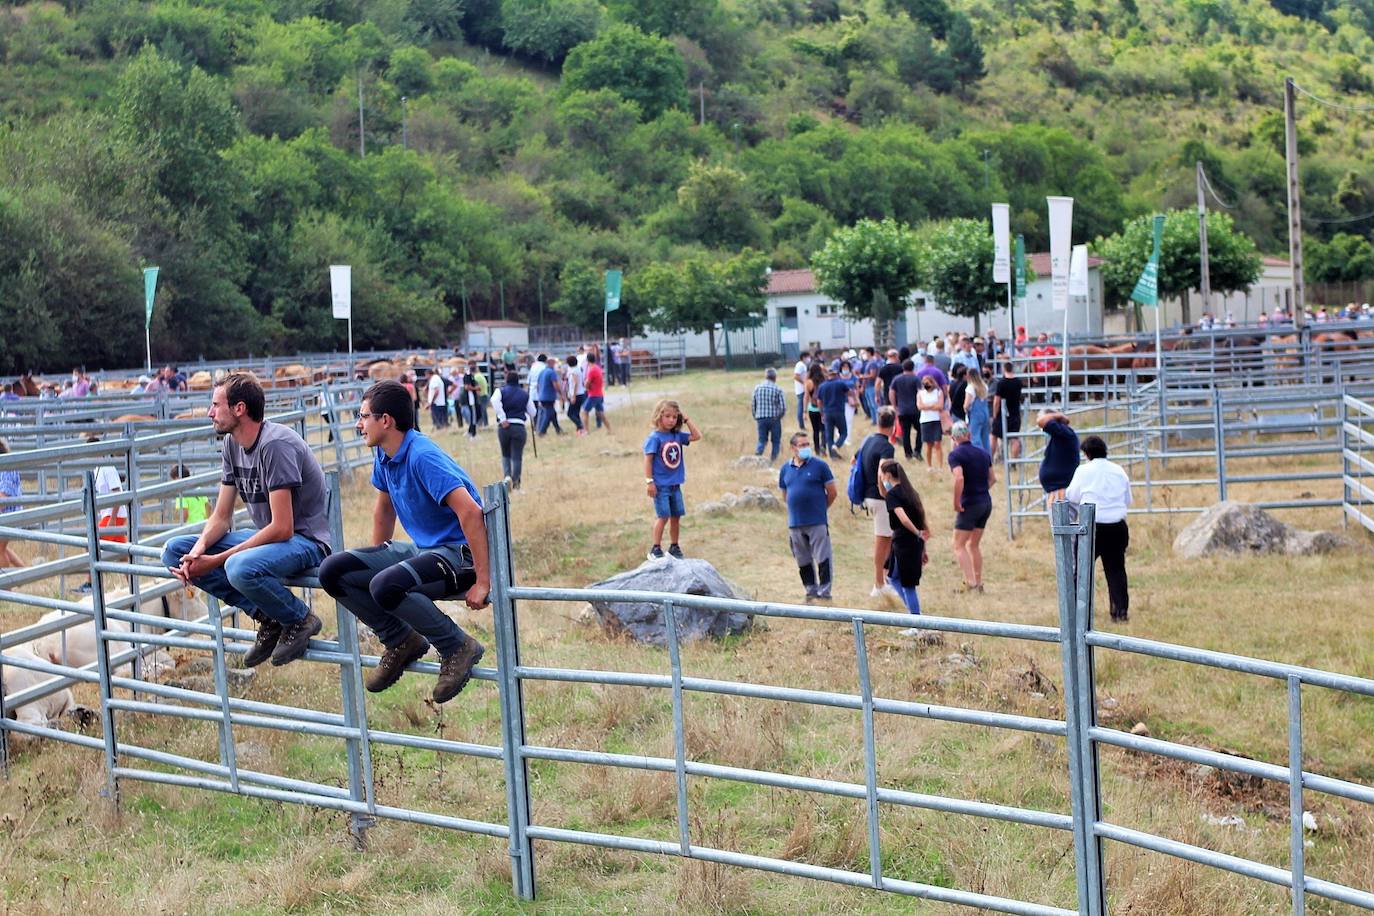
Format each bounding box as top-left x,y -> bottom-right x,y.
536,400 -> 562,435
653,485 -> 685,518
795,392 -> 806,429
887,572 -> 921,615
862,385 -> 877,422
162,531 -> 324,626
823,412 -> 847,455
755,416 -> 782,461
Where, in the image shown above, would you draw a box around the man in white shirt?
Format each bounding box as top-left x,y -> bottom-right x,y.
425,370 -> 447,429
792,350 -> 810,431
1065,435 -> 1133,623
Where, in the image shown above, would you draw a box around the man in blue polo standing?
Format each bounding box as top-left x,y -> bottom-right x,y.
778,430 -> 837,603
317,380 -> 490,704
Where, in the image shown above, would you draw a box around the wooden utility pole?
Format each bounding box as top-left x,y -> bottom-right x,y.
358,72 -> 366,157
1196,160 -> 1212,319
1284,77 -> 1305,327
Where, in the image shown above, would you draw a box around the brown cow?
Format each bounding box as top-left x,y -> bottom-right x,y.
187,370 -> 213,389
113,414 -> 156,423
368,360 -> 402,380
175,407 -> 209,420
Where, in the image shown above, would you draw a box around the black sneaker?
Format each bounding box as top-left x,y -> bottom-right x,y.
366,631 -> 430,693
433,637 -> 486,704
270,613 -> 322,667
242,619 -> 282,668
667,544 -> 685,560
647,545 -> 665,560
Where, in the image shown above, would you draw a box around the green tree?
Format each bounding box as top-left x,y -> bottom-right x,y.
501,0 -> 603,65
811,218 -> 921,328
945,14 -> 985,88
606,0 -> 715,37
1305,232 -> 1374,283
560,23 -> 687,120
387,46 -> 433,96
1095,210 -> 1262,323
551,259 -> 613,330
675,160 -> 766,248
636,249 -> 769,363
918,218 -> 1002,334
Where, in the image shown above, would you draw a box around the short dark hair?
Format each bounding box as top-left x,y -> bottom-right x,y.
901,359 -> 915,372
363,380 -> 415,431
789,430 -> 810,447
1081,435 -> 1108,460
217,372 -> 265,422
876,406 -> 896,429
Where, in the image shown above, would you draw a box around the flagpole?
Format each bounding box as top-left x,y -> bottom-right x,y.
1061,305 -> 1070,406
145,326 -> 152,375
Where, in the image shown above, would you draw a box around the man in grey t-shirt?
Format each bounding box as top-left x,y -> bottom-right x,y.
162,373 -> 332,669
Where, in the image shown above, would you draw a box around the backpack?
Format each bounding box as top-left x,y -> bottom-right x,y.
846,445 -> 867,512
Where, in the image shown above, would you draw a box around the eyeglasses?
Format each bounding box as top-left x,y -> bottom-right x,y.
357,412 -> 378,420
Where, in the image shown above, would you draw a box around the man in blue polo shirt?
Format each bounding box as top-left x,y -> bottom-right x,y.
317,380 -> 490,704
815,369 -> 851,459
778,431 -> 837,603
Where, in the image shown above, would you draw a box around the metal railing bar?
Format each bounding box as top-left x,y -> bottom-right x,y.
108,697 -> 362,741
1083,632 -> 1374,697
509,587 -> 1061,642
366,729 -> 503,761
518,744 -> 1072,830
514,665 -> 1067,736
521,826 -> 1075,916
116,742 -> 352,799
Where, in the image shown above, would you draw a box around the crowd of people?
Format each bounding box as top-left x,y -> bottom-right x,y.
742,331 -> 1134,624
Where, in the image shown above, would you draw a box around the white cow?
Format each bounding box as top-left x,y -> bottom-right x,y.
2,645 -> 78,727
30,587 -> 209,679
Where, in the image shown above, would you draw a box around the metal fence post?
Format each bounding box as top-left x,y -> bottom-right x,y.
853,619 -> 883,890
664,600 -> 691,856
84,472 -> 121,812
1288,676 -> 1306,916
328,472 -> 376,847
485,482 -> 535,899
324,383 -> 348,472
1052,500 -> 1106,916
1214,391 -> 1228,502
205,593 -> 240,792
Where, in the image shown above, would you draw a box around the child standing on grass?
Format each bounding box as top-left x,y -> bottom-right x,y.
643,399 -> 702,560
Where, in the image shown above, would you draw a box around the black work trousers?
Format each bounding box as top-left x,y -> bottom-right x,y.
1094,520 -> 1130,619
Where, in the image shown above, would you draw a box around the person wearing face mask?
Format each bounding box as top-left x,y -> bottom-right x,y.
916,374 -> 945,472
878,459 -> 931,619
778,431 -> 836,603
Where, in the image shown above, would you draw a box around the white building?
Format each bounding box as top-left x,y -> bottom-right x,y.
464,320 -> 529,352
674,254 -> 1106,359
1150,256 -> 1294,330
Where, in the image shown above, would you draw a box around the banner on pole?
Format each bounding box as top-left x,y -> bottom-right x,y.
604,269 -> 622,312
991,203 -> 1011,284
1014,235 -> 1027,300
1047,196 -> 1074,311
1130,215 -> 1165,307
1069,244 -> 1089,298
143,267 -> 159,329
330,265 -> 352,319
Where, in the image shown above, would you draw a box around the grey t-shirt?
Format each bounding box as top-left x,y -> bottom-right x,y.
221,420 -> 331,549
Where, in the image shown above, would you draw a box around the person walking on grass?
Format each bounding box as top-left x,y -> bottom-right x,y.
878,459 -> 931,619
965,368 -> 991,455
948,421 -> 994,594
564,354 -> 587,435
817,367 -> 850,459
161,373 -> 331,668
751,367 -> 786,463
991,361 -> 1024,462
317,381 -> 489,704
857,407 -> 897,600
491,367 -> 536,490
644,399 -> 702,560
916,374 -> 945,472
582,353 -> 611,432
1065,435 -> 1134,623
888,359 -> 923,461
779,431 -> 836,604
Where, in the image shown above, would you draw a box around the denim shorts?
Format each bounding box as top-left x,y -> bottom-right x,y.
653,485 -> 686,518
584,396 -> 605,412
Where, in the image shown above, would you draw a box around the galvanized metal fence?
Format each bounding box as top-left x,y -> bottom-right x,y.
1343,393 -> 1374,535
3,464 -> 1373,911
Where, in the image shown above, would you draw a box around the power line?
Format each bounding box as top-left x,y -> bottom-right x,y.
1291,81 -> 1374,113
1302,208 -> 1374,225
1198,166 -> 1235,210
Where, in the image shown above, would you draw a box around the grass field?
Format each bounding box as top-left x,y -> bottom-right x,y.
2,369 -> 1372,915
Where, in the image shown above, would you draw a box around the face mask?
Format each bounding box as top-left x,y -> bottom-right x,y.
882,479 -> 893,491
841,371 -> 852,378
797,447 -> 813,460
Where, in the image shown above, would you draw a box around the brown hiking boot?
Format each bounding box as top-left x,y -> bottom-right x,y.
270,612 -> 322,667
433,637 -> 485,704
241,619 -> 282,668
366,631 -> 430,693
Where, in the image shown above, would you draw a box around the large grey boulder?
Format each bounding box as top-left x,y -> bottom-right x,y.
587,558 -> 754,645
1173,502 -> 1342,559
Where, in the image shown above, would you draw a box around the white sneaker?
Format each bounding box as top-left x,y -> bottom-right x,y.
880,584 -> 900,598
899,627 -> 923,636
870,587 -> 884,598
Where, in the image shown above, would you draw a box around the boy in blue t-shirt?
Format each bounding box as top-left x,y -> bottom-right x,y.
317,381 -> 490,705
643,398 -> 703,560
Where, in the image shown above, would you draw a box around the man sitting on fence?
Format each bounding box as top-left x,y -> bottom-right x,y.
317,380 -> 490,704
162,372 -> 332,668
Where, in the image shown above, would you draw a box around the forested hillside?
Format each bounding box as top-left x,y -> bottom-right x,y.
3,0 -> 1374,371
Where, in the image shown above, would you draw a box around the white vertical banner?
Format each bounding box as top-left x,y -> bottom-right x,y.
1070,243 -> 1090,335
329,265 -> 352,319
1047,196 -> 1074,312
991,203 -> 1011,284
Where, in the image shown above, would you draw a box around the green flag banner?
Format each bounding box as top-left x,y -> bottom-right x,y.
604,269 -> 622,312
1130,215 -> 1164,307
1013,235 -> 1027,300
143,267 -> 159,329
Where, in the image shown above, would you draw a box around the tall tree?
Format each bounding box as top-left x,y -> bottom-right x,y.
560,23 -> 687,120
636,249 -> 768,363
1094,210 -> 1262,323
811,218 -> 921,346
918,218 -> 1002,334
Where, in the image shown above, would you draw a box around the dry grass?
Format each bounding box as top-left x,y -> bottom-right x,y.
1,369 -> 1373,914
